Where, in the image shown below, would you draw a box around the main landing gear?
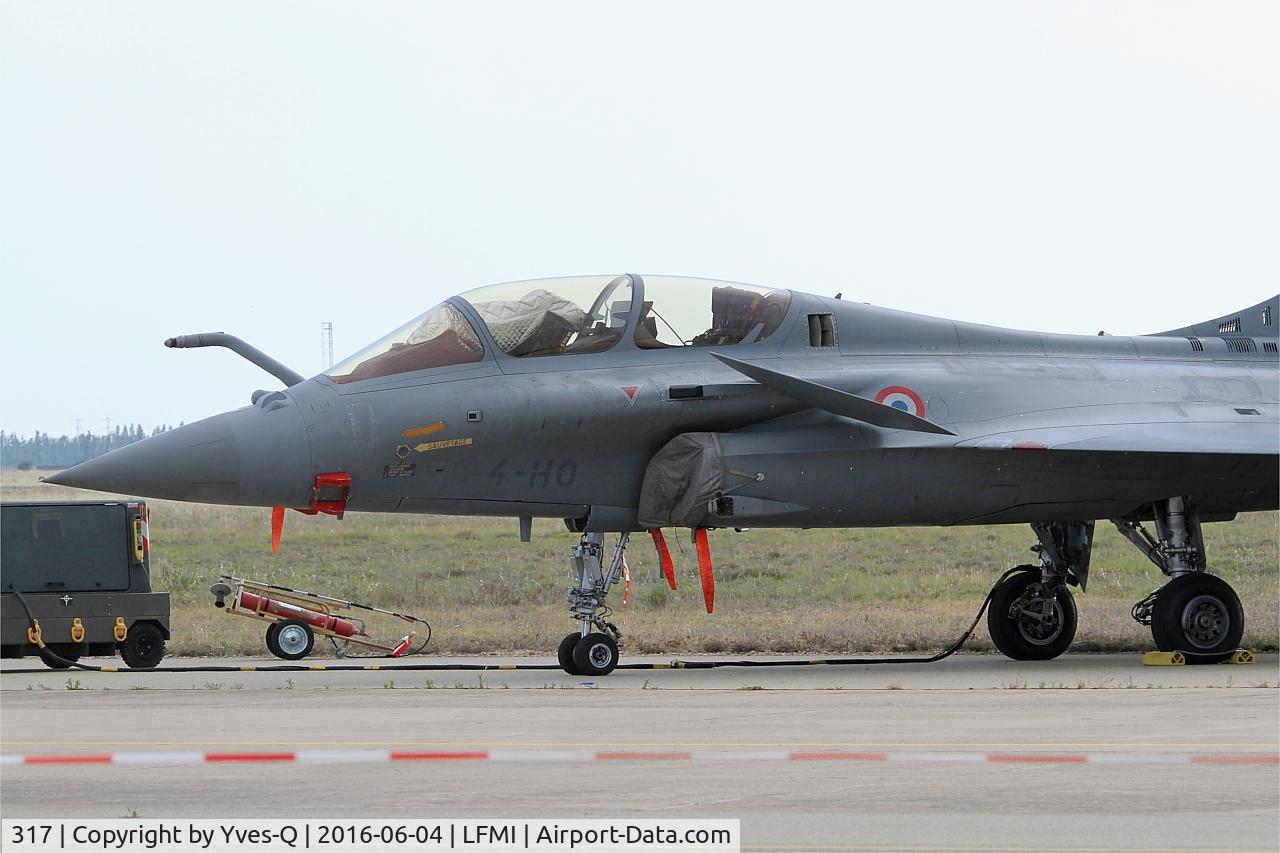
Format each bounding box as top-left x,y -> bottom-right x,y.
558,532 -> 629,676
988,498 -> 1246,664
1116,497 -> 1244,663
987,521 -> 1089,660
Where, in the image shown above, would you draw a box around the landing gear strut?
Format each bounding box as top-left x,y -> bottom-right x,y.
558,532 -> 629,676
988,521 -> 1090,661
1114,498 -> 1244,663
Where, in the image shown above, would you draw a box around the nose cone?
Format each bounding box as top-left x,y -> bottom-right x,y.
45,399 -> 312,508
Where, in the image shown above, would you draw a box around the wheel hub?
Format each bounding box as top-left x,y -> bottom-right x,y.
588,642 -> 613,668
1181,594 -> 1229,650
1012,588 -> 1064,646
278,625 -> 309,655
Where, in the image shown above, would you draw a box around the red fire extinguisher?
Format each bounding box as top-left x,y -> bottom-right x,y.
237,590 -> 363,638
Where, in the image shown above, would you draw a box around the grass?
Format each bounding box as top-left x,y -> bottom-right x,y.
3,469 -> 1277,656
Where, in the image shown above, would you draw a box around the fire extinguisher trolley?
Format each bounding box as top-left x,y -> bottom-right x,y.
210,575 -> 430,660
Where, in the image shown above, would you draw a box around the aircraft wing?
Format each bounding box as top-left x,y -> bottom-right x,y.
957,418 -> 1278,456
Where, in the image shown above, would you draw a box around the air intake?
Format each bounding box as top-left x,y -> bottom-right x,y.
807,314 -> 836,347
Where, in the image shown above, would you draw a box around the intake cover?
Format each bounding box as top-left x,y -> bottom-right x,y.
637,433 -> 725,528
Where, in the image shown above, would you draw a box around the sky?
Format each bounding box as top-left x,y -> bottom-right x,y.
1,1 -> 1277,438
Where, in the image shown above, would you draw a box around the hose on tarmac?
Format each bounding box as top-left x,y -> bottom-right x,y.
7,568 -> 1025,674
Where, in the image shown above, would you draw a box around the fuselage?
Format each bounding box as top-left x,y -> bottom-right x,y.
48,275 -> 1280,530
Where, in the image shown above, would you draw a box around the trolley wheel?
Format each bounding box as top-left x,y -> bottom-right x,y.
1151,573 -> 1243,663
267,619 -> 314,661
557,633 -> 582,675
571,632 -> 618,677
39,644 -> 82,669
120,623 -> 166,669
265,622 -> 282,653
987,569 -> 1077,661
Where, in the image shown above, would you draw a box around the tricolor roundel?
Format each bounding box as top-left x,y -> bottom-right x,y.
874,385 -> 926,417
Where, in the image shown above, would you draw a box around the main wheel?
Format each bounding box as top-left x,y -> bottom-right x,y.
557,633 -> 582,675
267,619 -> 314,661
987,569 -> 1077,661
1150,573 -> 1243,663
39,644 -> 82,669
571,632 -> 619,677
120,623 -> 166,669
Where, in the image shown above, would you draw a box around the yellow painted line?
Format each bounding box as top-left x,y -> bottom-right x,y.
239,666 -> 256,672
402,422 -> 446,439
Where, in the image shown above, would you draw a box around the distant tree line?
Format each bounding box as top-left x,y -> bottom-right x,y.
1,424 -> 178,469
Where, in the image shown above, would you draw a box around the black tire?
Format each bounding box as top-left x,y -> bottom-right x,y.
120,623 -> 166,669
265,622 -> 282,655
557,633 -> 582,675
1150,573 -> 1243,664
572,632 -> 619,677
267,619 -> 314,661
39,644 -> 83,669
987,569 -> 1077,661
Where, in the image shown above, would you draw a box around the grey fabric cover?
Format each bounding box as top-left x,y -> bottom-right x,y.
637,432 -> 724,528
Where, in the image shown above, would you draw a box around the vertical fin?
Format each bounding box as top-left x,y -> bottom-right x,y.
270,505 -> 285,554
694,528 -> 714,613
649,528 -> 677,590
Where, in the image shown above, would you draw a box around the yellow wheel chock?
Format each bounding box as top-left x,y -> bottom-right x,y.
1143,651 -> 1185,666
70,618 -> 85,643
113,617 -> 128,642
1142,649 -> 1255,666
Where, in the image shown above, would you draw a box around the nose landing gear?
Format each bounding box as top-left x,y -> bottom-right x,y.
559,532 -> 629,676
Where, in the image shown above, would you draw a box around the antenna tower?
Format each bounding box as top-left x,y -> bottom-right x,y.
321,322 -> 334,369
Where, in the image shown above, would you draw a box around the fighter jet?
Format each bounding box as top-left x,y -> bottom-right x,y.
46,275 -> 1279,675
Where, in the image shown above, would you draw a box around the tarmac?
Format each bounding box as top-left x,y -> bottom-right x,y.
2,653 -> 1278,852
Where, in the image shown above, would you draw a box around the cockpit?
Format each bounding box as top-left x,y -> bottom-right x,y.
325,274 -> 792,384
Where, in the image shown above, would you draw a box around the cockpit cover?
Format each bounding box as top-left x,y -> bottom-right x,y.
469,288 -> 587,354
637,432 -> 725,529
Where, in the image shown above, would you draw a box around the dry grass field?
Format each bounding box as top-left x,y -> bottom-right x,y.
3,469 -> 1276,657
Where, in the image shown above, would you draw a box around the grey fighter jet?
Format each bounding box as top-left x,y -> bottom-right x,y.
46,275 -> 1279,675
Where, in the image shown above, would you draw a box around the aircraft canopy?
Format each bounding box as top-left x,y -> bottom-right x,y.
326,274 -> 792,384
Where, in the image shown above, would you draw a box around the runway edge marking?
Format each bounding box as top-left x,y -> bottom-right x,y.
2,749 -> 1277,768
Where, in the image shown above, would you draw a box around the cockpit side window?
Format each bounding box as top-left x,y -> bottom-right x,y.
326,303 -> 484,384
634,277 -> 791,349
461,275 -> 634,358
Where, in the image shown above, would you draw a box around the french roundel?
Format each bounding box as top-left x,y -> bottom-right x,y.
874,385 -> 926,417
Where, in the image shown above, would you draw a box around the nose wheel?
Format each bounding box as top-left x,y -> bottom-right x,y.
559,631 -> 619,677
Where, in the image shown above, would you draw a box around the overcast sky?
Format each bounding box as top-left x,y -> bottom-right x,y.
2,2 -> 1276,438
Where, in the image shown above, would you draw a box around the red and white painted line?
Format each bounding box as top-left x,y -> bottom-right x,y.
1,749 -> 1276,768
